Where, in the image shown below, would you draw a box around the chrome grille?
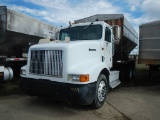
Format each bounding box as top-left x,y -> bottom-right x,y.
29,50 -> 63,77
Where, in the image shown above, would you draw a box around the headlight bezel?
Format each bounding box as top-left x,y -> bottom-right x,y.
69,74 -> 89,82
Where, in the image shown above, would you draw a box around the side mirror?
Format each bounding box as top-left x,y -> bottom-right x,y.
112,25 -> 121,42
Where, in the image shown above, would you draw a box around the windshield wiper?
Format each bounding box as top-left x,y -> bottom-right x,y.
80,22 -> 93,31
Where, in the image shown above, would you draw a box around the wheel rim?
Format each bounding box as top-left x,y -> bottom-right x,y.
98,80 -> 107,102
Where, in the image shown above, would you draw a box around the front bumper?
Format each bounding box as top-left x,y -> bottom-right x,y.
20,77 -> 96,105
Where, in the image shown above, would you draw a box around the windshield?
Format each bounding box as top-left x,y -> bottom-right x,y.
59,24 -> 102,41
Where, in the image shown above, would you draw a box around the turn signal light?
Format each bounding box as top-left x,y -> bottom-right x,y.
80,74 -> 89,82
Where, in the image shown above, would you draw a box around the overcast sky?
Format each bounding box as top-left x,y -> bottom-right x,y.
1,0 -> 160,33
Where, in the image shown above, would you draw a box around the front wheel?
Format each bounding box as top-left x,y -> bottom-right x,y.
91,74 -> 109,109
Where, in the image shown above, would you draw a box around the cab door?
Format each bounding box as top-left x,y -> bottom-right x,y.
104,27 -> 112,69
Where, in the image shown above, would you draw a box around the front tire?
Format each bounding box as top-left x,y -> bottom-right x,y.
91,74 -> 109,109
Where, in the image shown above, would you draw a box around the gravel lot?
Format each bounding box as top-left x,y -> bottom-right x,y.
0,64 -> 160,120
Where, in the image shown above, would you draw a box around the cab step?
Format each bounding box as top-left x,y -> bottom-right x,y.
109,71 -> 121,88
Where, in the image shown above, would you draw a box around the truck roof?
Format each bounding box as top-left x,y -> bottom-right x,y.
68,21 -> 109,28
75,14 -> 124,23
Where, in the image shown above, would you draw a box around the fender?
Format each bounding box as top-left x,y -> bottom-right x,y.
68,59 -> 110,84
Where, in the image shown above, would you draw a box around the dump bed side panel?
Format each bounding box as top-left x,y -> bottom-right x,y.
104,17 -> 138,59
0,6 -> 7,43
6,9 -> 56,39
123,17 -> 138,46
139,21 -> 160,64
0,6 -> 57,57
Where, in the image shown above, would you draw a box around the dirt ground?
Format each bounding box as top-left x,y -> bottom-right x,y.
0,64 -> 160,120
107,86 -> 160,120
0,95 -> 127,120
107,64 -> 160,120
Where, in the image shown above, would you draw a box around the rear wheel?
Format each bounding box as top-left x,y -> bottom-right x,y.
91,74 -> 109,109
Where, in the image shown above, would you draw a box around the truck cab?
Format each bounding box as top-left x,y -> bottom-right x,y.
20,21 -> 121,108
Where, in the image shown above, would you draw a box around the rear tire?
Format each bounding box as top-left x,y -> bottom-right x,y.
91,74 -> 109,109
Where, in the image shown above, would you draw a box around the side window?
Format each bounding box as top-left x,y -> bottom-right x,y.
60,32 -> 70,41
105,27 -> 111,42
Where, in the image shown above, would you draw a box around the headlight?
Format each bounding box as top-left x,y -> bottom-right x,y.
70,74 -> 89,82
72,75 -> 80,81
21,69 -> 26,75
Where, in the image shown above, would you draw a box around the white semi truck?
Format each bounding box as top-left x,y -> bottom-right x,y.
20,14 -> 138,108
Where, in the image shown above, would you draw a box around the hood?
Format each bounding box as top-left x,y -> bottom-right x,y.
27,40 -> 104,83
29,40 -> 102,52
29,40 -> 102,72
